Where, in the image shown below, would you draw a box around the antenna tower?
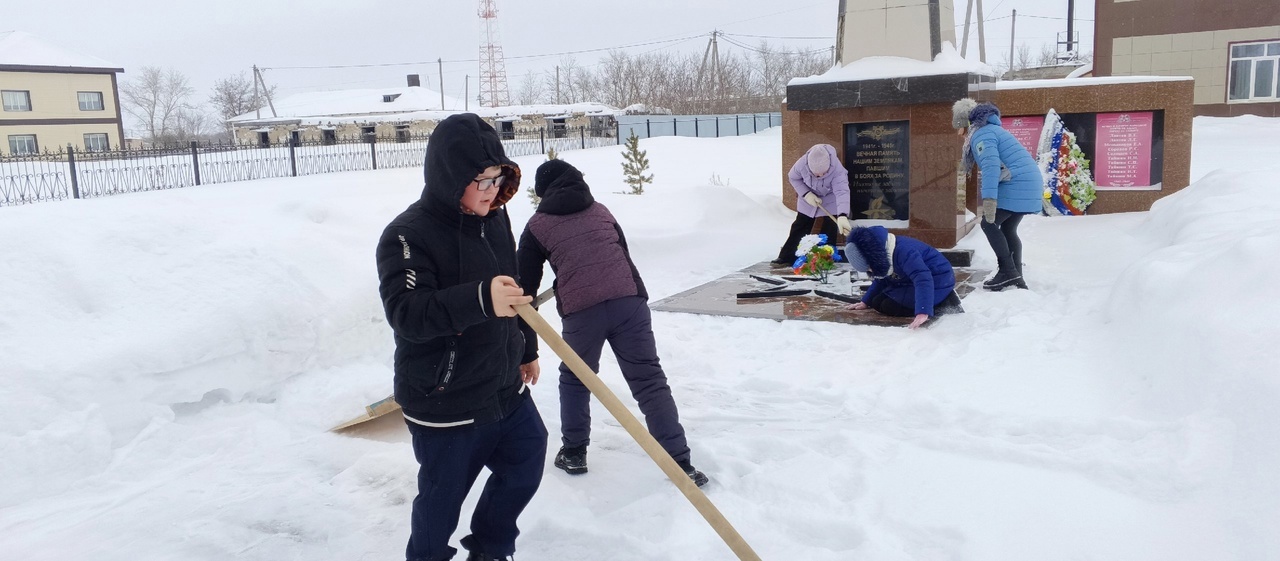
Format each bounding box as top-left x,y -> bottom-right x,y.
478,0 -> 511,107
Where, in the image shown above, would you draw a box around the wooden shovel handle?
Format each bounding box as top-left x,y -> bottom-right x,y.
515,304 -> 761,561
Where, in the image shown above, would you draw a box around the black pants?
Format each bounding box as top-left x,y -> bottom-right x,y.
558,296 -> 690,463
869,290 -> 963,317
980,210 -> 1025,276
405,397 -> 547,561
776,212 -> 839,262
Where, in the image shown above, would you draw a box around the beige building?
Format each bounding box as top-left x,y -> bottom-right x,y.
1094,0 -> 1280,116
0,31 -> 124,155
228,75 -> 619,146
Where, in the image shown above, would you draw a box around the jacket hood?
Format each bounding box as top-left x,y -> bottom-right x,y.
533,159 -> 595,215
848,226 -> 892,276
969,103 -> 1002,128
421,113 -> 520,211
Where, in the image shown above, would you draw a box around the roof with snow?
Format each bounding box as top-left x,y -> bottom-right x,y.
0,31 -> 122,71
789,42 -> 994,87
229,85 -> 621,127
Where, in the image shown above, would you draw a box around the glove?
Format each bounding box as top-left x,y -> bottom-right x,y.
836,215 -> 852,236
982,198 -> 997,224
803,192 -> 821,207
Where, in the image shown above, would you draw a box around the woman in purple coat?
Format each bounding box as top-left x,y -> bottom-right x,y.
773,144 -> 852,265
516,159 -> 708,488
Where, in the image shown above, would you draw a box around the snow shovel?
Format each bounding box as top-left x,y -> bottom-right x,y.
329,288 -> 556,432
515,303 -> 762,561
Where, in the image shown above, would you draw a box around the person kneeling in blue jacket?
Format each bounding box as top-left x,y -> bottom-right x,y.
953,99 -> 1043,290
844,226 -> 964,330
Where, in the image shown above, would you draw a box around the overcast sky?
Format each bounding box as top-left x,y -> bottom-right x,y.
10,0 -> 1095,105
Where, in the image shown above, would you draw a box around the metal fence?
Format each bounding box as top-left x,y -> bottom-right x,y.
617,113 -> 781,140
1,112 -> 781,208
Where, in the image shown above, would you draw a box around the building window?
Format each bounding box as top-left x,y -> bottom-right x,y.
84,133 -> 110,152
1228,41 -> 1280,102
382,94 -> 401,103
257,131 -> 270,147
78,91 -> 105,111
322,129 -> 336,145
395,124 -> 411,143
8,134 -> 38,155
2,90 -> 32,111
361,125 -> 376,138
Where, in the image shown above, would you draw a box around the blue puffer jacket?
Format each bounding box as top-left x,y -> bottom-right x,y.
967,106 -> 1043,214
847,226 -> 956,317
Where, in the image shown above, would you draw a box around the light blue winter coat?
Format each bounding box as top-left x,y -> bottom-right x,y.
968,112 -> 1043,214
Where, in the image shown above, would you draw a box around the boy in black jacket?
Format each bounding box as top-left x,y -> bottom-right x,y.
376,113 -> 546,561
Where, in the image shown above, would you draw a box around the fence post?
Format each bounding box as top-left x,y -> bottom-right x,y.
695,118 -> 700,138
540,128 -> 546,154
673,117 -> 678,137
715,118 -> 720,138
190,141 -> 202,186
369,134 -> 378,170
753,114 -> 758,134
288,140 -> 297,177
580,126 -> 585,149
66,144 -> 81,199
616,121 -> 621,145
645,119 -> 651,139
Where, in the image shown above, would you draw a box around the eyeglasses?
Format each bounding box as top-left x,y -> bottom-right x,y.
472,174 -> 505,191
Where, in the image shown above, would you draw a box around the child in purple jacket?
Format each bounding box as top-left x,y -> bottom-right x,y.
516,159 -> 708,487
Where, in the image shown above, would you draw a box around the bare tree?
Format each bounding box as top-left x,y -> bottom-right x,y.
1037,44 -> 1058,67
515,70 -> 546,105
121,67 -> 195,143
208,72 -> 272,131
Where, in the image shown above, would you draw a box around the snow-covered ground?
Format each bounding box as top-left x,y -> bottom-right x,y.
2,117 -> 1279,561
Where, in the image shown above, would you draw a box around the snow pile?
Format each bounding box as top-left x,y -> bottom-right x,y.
0,30 -> 119,69
789,42 -> 993,86
2,118 -> 1279,560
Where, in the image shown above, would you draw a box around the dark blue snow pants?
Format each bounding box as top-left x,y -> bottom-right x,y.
558,296 -> 691,463
404,395 -> 547,561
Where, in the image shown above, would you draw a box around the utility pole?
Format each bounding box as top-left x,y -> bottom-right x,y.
975,0 -> 987,63
253,65 -> 277,118
257,65 -> 264,119
1066,0 -> 1076,55
438,58 -> 445,109
556,65 -> 561,104
1009,9 -> 1017,72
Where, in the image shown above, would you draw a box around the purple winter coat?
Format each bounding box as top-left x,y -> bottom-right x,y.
788,144 -> 850,218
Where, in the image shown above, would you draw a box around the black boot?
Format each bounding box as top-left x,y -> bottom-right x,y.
983,269 -> 1026,291
677,459 -> 709,487
554,445 -> 588,475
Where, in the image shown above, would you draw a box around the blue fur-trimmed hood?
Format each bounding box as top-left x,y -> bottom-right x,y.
969,103 -> 1002,128
848,226 -> 892,277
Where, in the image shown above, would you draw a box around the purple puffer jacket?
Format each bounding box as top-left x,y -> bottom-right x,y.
788,144 -> 850,218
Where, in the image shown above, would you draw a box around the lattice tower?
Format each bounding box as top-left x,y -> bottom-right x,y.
478,0 -> 511,107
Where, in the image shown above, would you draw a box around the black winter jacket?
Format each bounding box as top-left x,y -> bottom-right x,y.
375,113 -> 536,427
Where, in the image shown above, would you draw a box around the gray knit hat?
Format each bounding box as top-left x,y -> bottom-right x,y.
952,98 -> 978,129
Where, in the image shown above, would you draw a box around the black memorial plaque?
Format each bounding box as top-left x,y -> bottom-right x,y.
844,121 -> 910,220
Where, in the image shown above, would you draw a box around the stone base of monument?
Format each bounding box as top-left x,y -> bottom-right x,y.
651,261 -> 988,328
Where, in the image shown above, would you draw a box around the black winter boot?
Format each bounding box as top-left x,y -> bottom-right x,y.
677,459 -> 709,487
983,269 -> 1026,291
554,445 -> 588,475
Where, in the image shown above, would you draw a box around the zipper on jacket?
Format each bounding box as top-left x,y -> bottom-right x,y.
479,221 -> 516,388
435,337 -> 458,393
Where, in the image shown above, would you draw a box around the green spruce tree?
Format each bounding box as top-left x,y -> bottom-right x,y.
620,131 -> 652,195
528,148 -> 559,206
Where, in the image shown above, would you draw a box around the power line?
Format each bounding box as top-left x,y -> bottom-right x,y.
262,34 -> 707,71
722,32 -> 835,41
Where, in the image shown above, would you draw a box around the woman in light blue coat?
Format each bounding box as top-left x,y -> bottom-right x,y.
953,99 -> 1042,290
